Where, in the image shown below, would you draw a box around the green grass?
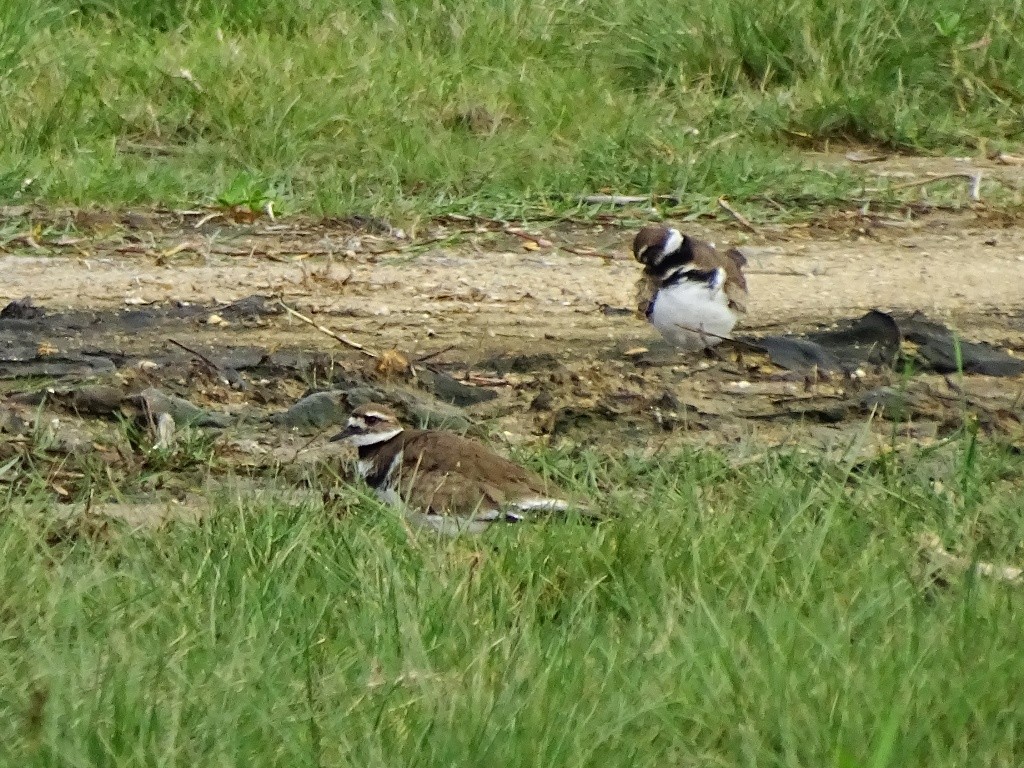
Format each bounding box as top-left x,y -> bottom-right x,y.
3,0 -> 1024,219
3,432 -> 1024,766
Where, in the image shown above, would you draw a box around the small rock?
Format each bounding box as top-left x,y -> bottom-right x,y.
270,391 -> 349,431
218,295 -> 283,319
530,391 -> 554,411
70,384 -> 128,416
0,406 -> 28,435
416,369 -> 498,406
130,388 -> 232,428
0,297 -> 43,320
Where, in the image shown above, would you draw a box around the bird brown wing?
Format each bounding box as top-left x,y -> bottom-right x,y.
397,431 -> 564,517
403,468 -> 507,518
635,273 -> 659,318
724,272 -> 748,314
725,247 -> 748,269
723,247 -> 749,296
688,239 -> 748,313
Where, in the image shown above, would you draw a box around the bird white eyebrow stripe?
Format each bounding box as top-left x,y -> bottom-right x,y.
663,229 -> 684,254
362,411 -> 391,420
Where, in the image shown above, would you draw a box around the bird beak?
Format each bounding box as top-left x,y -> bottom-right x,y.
329,425 -> 359,442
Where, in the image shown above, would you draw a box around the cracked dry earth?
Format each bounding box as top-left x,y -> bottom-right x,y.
1,203 -> 1023,526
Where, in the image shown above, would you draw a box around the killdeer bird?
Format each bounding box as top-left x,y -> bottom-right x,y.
332,403 -> 580,535
632,225 -> 748,351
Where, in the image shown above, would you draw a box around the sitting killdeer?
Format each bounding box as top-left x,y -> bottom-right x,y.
632,225 -> 748,351
332,403 -> 581,535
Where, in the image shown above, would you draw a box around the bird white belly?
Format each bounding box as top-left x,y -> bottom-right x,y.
648,280 -> 737,350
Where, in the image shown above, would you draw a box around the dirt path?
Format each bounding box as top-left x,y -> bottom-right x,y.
3,209 -> 1024,361
2,202 -> 1023,523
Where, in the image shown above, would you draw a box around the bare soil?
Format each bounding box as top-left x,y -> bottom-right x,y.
4,205 -> 1024,350
1,188 -> 1023,524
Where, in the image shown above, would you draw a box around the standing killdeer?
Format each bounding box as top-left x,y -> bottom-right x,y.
332,403 -> 580,535
632,225 -> 748,351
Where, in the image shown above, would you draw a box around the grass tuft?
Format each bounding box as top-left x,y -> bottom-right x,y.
2,434 -> 1024,764
2,0 -> 1023,217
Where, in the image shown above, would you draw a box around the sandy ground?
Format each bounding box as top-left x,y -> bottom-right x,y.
3,207 -> 1024,362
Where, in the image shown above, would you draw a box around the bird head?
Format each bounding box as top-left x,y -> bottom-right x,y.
632,225 -> 687,272
331,403 -> 404,447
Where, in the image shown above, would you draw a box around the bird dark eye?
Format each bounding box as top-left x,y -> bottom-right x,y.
364,415 -> 380,425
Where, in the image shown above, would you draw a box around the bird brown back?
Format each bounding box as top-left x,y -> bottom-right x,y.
391,430 -> 563,516
680,238 -> 746,314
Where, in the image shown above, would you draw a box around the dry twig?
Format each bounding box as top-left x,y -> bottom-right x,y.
668,321 -> 762,350
288,424 -> 338,464
277,299 -> 378,358
166,337 -> 243,389
167,337 -> 224,372
879,172 -> 984,202
717,197 -> 758,234
414,344 -> 457,364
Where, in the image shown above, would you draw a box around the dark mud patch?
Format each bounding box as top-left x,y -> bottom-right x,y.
0,295 -> 1020,520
